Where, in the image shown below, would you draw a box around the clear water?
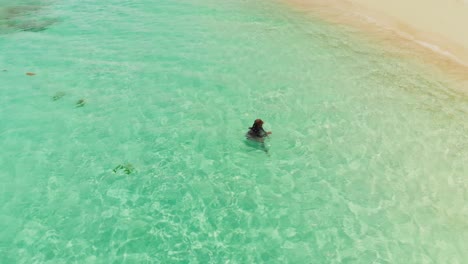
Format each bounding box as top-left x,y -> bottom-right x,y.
1,0 -> 467,263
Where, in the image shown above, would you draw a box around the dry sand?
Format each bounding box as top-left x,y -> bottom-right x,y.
342,0 -> 468,65
285,0 -> 468,89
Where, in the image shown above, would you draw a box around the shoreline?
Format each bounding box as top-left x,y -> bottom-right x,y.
283,0 -> 468,92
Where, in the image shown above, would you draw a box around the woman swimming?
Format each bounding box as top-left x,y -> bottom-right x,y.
246,119 -> 272,142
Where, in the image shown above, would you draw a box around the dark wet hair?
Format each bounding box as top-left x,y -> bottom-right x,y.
253,119 -> 263,126
249,119 -> 264,135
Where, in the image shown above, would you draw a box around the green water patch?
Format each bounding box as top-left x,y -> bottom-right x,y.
0,0 -> 466,263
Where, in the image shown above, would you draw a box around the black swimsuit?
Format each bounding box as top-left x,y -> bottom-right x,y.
247,126 -> 268,139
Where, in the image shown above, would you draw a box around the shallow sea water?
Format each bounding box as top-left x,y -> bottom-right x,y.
1,0 -> 467,263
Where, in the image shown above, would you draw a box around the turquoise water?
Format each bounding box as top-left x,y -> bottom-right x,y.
1,0 -> 467,263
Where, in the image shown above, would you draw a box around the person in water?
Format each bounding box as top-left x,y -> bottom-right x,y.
246,119 -> 272,141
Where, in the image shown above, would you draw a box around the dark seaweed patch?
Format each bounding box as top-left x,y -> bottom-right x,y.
52,92 -> 65,101
113,164 -> 135,175
0,4 -> 57,33
75,99 -> 86,107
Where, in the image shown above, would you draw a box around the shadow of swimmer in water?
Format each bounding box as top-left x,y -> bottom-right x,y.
245,119 -> 272,154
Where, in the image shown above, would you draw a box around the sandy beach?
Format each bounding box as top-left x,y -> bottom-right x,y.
286,0 -> 468,85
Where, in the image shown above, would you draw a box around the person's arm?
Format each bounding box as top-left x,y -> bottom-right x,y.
261,128 -> 271,136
